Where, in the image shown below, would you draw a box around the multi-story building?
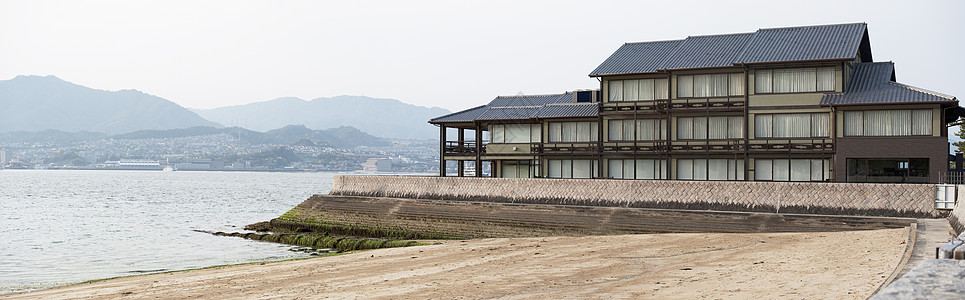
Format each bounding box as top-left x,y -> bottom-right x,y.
430,23 -> 961,183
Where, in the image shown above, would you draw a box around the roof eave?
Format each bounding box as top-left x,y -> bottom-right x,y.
821,100 -> 958,107
737,57 -> 856,66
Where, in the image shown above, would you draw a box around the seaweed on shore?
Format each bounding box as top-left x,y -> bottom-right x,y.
197,230 -> 427,252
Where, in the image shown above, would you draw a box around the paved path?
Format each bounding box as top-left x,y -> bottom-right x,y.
895,218 -> 955,280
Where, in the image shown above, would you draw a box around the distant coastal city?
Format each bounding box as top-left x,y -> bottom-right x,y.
0,130 -> 440,172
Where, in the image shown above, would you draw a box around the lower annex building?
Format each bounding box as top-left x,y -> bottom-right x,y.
429,23 -> 962,184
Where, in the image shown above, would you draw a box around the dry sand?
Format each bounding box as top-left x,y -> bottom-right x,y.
5,228 -> 908,299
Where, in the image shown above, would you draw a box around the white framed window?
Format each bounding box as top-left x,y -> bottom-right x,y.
754,113 -> 830,138
677,116 -> 743,140
489,124 -> 541,143
677,73 -> 744,98
546,159 -> 598,179
608,159 -> 668,179
676,159 -> 744,180
608,79 -> 669,102
844,109 -> 933,136
547,121 -> 598,142
754,67 -> 835,94
754,159 -> 831,181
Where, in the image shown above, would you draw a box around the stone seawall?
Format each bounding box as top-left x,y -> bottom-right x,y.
330,176 -> 942,218
274,195 -> 914,239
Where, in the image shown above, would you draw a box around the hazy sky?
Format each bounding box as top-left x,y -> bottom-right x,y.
2,0 -> 963,113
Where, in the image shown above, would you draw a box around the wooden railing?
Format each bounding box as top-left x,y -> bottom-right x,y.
534,142 -> 598,154
444,141 -> 483,155
940,171 -> 965,184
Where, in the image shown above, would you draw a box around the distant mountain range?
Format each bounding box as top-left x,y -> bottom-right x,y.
0,75 -> 450,140
0,75 -> 220,134
193,96 -> 450,140
0,125 -> 390,148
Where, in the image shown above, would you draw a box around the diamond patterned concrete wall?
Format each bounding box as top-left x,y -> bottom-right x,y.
330,176 -> 942,218
950,188 -> 965,234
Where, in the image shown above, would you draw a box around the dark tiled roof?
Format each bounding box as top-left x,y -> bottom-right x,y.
661,33 -> 753,70
534,103 -> 599,118
488,93 -> 572,107
590,23 -> 871,76
735,23 -> 868,64
821,62 -> 957,106
477,106 -> 541,120
430,92 -> 600,123
429,105 -> 488,123
589,40 -> 683,76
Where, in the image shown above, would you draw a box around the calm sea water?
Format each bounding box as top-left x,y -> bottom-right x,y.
0,170 -> 342,294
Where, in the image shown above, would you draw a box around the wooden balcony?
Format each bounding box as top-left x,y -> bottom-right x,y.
746,139 -> 834,153
535,142 -> 599,155
444,141 -> 484,156
601,98 -> 745,115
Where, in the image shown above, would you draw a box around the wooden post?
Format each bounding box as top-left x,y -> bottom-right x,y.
475,123 -> 483,177
458,128 -> 465,177
439,125 -> 447,177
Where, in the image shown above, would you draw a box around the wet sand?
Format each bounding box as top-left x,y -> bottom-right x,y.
5,228 -> 908,299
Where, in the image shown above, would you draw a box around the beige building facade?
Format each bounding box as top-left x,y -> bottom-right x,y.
431,23 -> 960,183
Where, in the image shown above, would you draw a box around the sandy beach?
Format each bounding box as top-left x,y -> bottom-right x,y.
6,228 -> 908,299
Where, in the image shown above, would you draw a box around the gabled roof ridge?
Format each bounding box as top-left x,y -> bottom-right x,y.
890,82 -> 957,101
494,92 -> 569,99
543,102 -> 597,107
757,22 -> 867,31
624,39 -> 685,46
685,32 -> 755,39
855,61 -> 894,66
489,105 -> 542,109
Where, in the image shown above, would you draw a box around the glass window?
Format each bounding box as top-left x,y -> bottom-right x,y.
501,161 -> 534,178
677,159 -> 744,180
754,69 -> 772,94
610,119 -> 666,141
729,73 -> 745,96
640,79 -> 655,101
491,124 -> 541,143
491,125 -> 505,143
608,120 -> 624,141
755,67 -> 835,93
677,159 -> 694,180
637,119 -> 666,140
608,81 -> 623,102
846,158 -> 928,183
563,122 -> 577,142
756,159 -> 831,181
547,159 -> 598,179
677,75 -> 694,98
677,117 -> 694,140
708,117 -> 728,140
678,74 -> 740,98
609,159 -> 667,179
608,159 -> 624,179
678,116 -> 742,140
843,110 -> 932,137
548,123 -> 562,142
772,159 -> 790,181
624,79 -> 640,101
755,113 -> 830,138
608,79 -> 669,102
655,78 -> 669,100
